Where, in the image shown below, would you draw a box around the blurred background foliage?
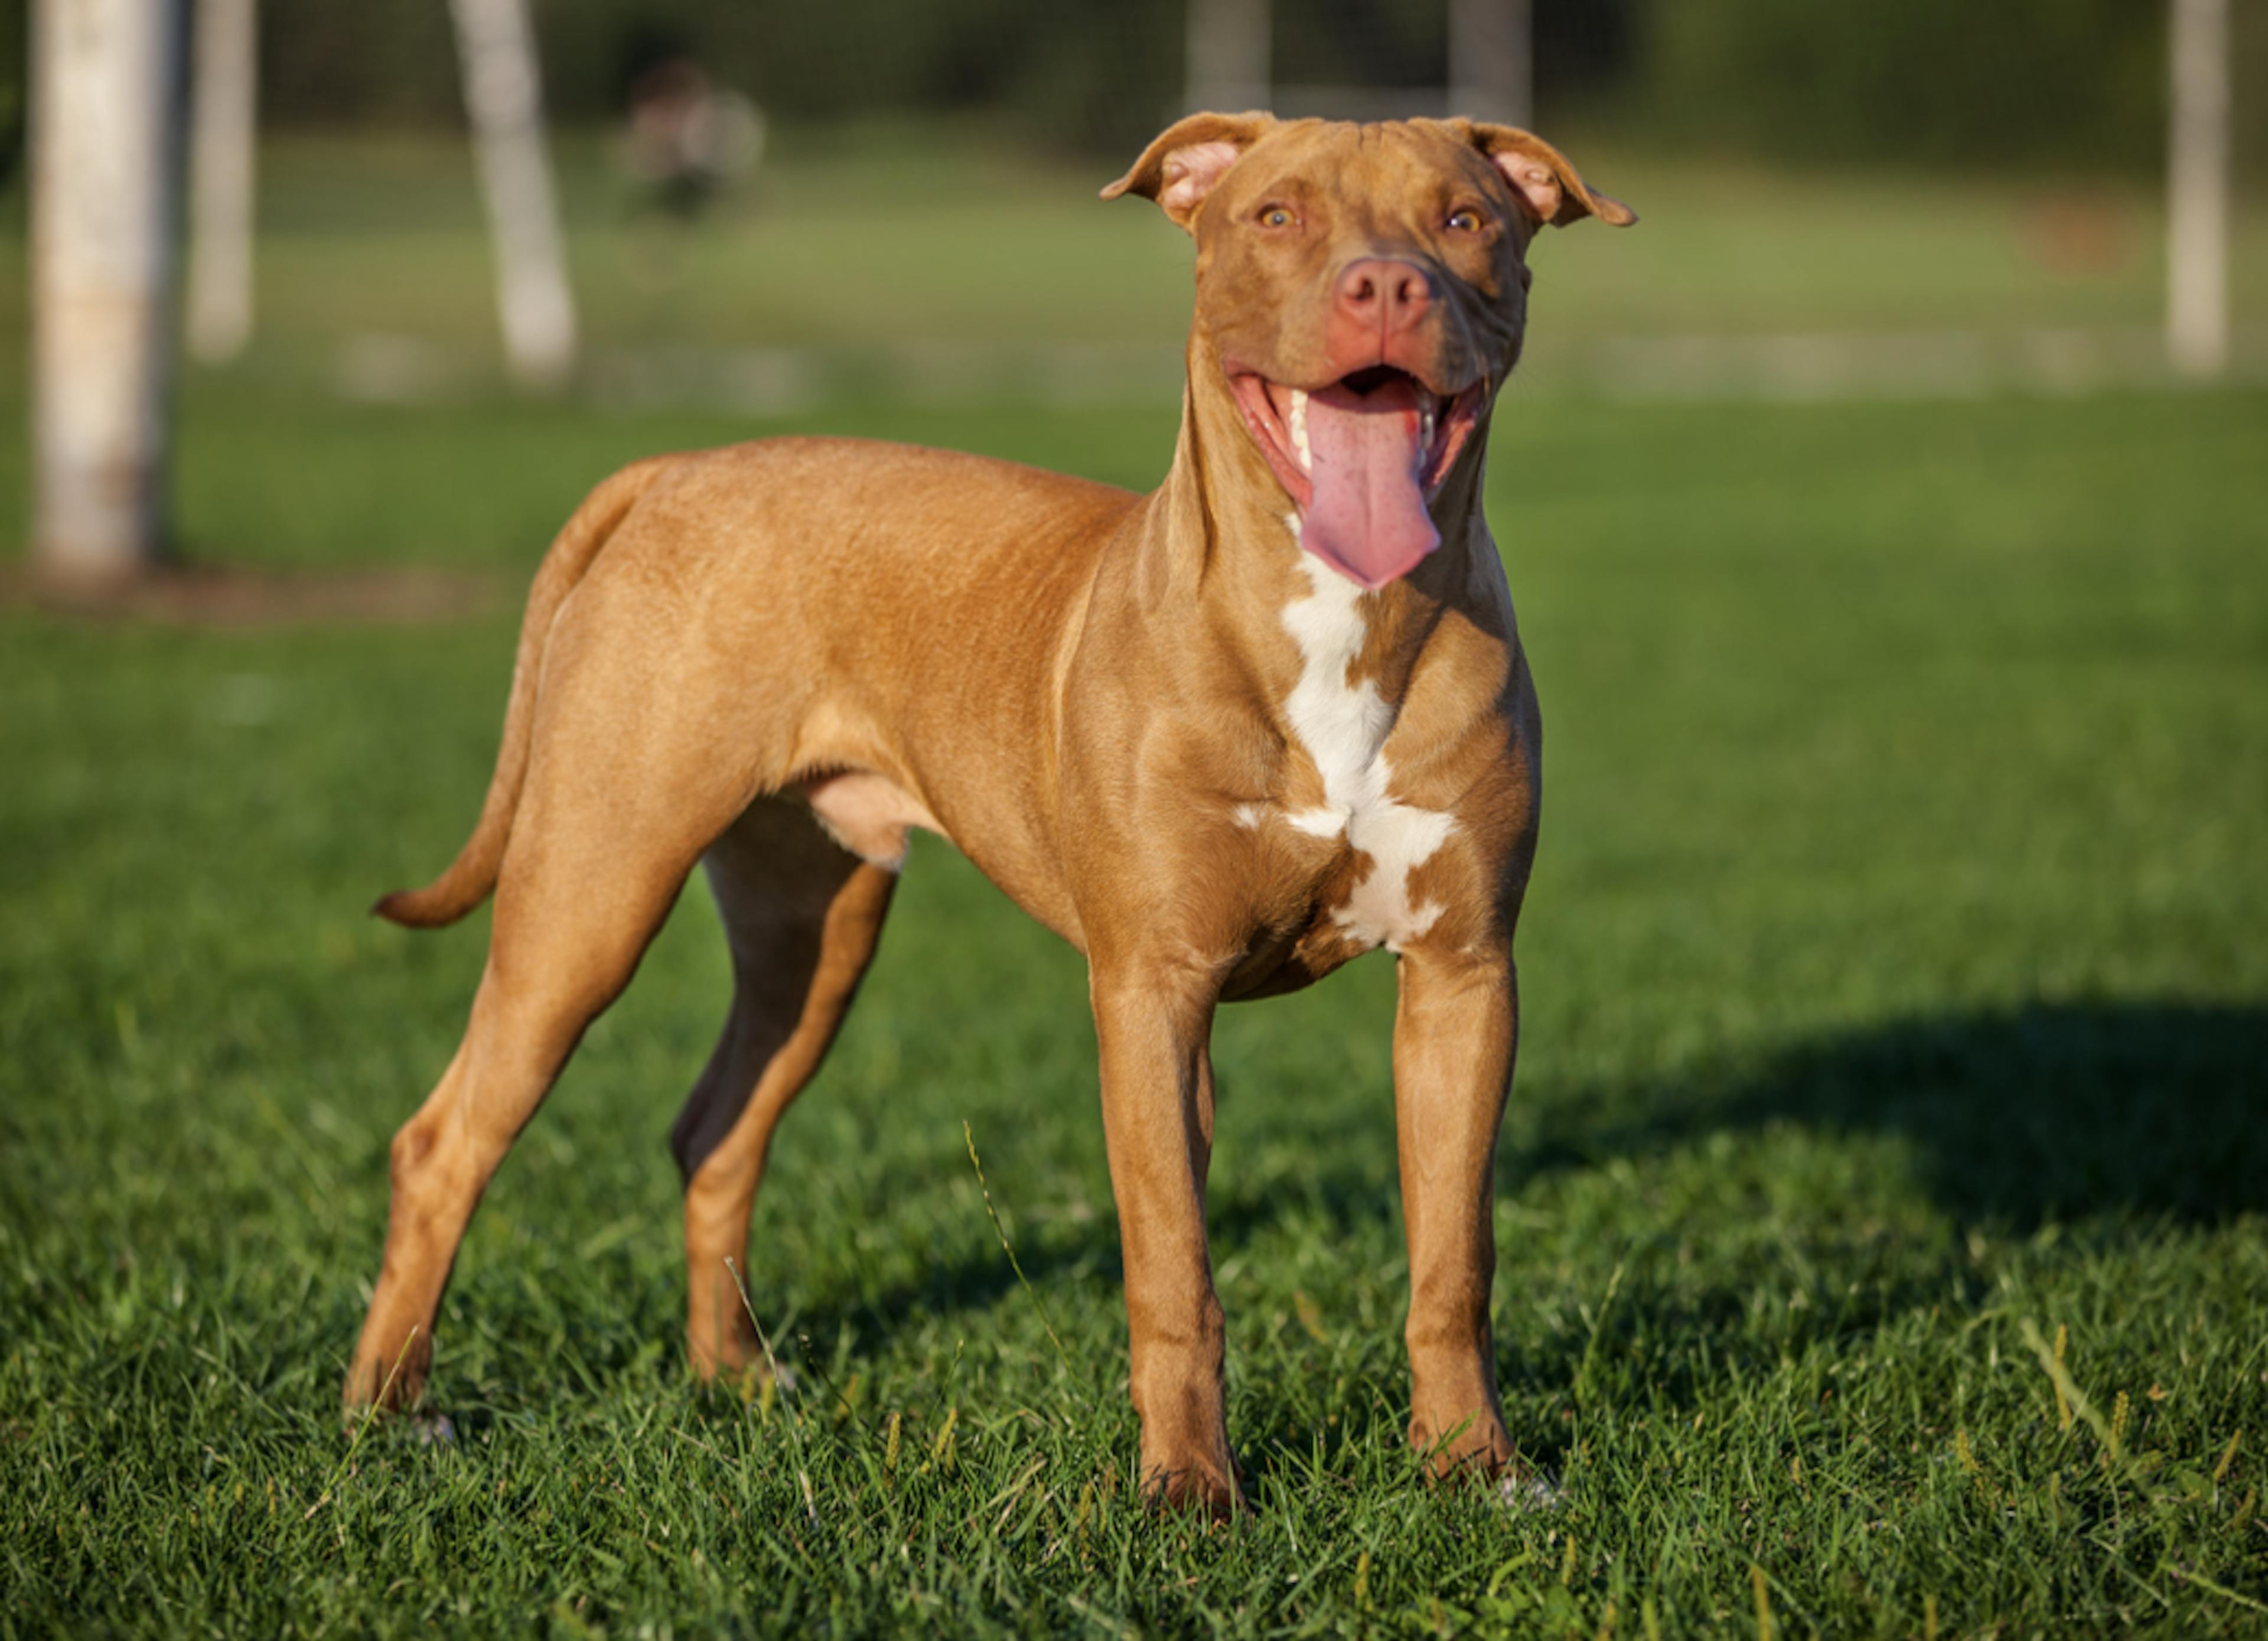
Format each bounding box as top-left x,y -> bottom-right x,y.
2,0 -> 2267,178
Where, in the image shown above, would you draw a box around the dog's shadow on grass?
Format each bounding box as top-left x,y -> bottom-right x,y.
755,999 -> 2268,1495
780,999 -> 2264,1372
523,997 -> 2263,1460
1506,998 -> 2268,1230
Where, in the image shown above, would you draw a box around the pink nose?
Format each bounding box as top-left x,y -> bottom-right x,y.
1334,259 -> 1433,334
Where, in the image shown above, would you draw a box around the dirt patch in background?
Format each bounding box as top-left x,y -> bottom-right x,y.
1,564 -> 507,629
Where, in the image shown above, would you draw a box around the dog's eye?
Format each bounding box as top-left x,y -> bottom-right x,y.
1446,207 -> 1484,233
1259,206 -> 1296,229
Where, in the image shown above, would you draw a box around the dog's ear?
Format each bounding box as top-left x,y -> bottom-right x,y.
1461,123 -> 1636,229
1101,112 -> 1275,232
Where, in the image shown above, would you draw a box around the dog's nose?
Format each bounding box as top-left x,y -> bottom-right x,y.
1334,259 -> 1433,334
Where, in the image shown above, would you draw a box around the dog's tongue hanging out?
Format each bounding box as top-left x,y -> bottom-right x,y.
1299,377 -> 1440,588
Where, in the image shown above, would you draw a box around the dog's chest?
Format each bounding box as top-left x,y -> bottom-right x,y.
1234,555 -> 1456,959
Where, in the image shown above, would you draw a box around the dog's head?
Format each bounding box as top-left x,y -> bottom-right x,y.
1105,114 -> 1632,588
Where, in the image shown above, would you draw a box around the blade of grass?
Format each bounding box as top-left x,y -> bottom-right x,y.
964,1119 -> 1073,1376
725,1256 -> 818,1528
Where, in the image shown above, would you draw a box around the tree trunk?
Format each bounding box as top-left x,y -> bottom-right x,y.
1185,0 -> 1268,115
30,0 -> 182,591
186,0 -> 257,363
1449,0 -> 1532,129
450,0 -> 577,390
2167,0 -> 2230,377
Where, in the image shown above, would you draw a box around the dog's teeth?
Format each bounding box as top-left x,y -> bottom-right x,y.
1289,389 -> 1311,470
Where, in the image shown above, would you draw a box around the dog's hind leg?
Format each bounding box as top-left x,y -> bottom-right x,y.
346,586 -> 774,1415
670,798 -> 898,1381
345,864 -> 698,1414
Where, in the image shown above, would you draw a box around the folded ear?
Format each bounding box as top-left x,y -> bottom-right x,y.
1462,123 -> 1636,229
1100,111 -> 1276,233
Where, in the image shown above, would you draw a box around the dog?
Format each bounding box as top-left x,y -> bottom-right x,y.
346,112 -> 1632,1516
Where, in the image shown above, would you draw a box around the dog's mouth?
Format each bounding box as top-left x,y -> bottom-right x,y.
1227,364 -> 1487,589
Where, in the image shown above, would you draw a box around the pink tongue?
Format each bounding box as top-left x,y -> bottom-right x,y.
1299,380 -> 1439,588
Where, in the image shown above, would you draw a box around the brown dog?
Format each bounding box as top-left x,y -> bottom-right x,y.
346,112 -> 1632,1515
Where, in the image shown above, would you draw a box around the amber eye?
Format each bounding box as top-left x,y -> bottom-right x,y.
1446,206 -> 1484,233
1259,205 -> 1296,229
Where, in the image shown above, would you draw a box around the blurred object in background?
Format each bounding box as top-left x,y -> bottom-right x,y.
2026,196 -> 2137,278
0,0 -> 24,187
30,0 -> 180,590
1257,0 -> 1538,124
2168,0 -> 2231,375
1636,0 -> 2167,168
623,48 -> 765,221
1185,0 -> 1268,115
1447,0 -> 1532,128
449,0 -> 577,390
187,0 -> 258,363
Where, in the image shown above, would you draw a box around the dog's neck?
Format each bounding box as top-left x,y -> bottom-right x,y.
1126,328 -> 1497,714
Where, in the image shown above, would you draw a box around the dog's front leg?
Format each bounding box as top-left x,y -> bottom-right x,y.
1393,948 -> 1521,1483
1089,962 -> 1240,1517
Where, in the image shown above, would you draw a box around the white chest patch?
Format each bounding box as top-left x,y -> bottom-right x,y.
1274,533 -> 1455,952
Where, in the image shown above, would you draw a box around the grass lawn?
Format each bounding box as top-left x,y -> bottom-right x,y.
2,376 -> 2265,1636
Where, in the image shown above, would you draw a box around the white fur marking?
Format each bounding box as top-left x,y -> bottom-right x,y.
1232,802 -> 1266,831
1276,533 -> 1456,952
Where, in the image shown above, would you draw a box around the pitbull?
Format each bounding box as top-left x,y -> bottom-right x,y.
346,112 -> 1633,1515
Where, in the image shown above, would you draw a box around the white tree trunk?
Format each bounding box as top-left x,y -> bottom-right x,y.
1186,0 -> 1269,113
186,0 -> 257,363
450,0 -> 576,390
2168,0 -> 2230,377
30,0 -> 181,589
1449,0 -> 1532,129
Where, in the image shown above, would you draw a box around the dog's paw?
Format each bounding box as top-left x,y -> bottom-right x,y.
1141,1457 -> 1247,1522
410,1411 -> 457,1447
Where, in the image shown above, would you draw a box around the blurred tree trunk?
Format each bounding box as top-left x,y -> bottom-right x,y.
451,0 -> 577,390
186,0 -> 257,363
1186,0 -> 1268,113
1450,0 -> 1531,129
2167,0 -> 2229,377
30,0 -> 182,592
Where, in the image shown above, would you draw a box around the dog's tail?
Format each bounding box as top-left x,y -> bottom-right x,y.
373,456 -> 675,929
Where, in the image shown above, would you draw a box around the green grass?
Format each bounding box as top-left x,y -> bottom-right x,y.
3,379 -> 2266,1636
